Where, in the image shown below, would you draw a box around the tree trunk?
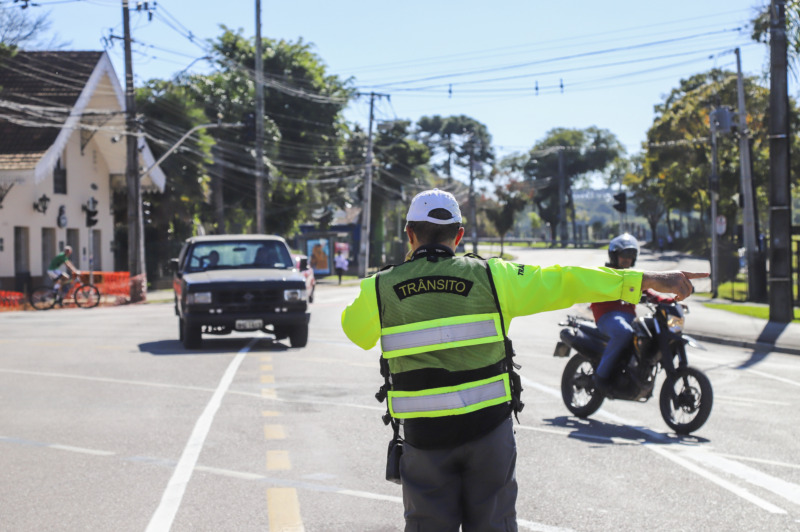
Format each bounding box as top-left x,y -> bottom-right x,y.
649,220 -> 658,247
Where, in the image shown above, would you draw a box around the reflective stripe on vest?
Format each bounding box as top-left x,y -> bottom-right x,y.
388,374 -> 511,419
380,312 -> 503,358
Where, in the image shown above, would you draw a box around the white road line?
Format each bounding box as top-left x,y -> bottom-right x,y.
713,394 -> 790,406
49,444 -> 115,456
0,367 -> 213,393
0,367 -> 385,412
520,375 -> 790,514
645,444 -> 786,514
744,368 -> 800,388
145,338 -> 256,532
681,448 -> 800,505
714,453 -> 800,471
517,520 -> 576,532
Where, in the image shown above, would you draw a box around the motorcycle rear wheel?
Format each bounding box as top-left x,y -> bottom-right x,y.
659,366 -> 713,435
561,354 -> 605,418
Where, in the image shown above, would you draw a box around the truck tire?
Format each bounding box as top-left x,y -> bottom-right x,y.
182,319 -> 202,349
289,324 -> 308,348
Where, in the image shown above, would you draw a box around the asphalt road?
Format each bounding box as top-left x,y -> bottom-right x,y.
1,247 -> 799,531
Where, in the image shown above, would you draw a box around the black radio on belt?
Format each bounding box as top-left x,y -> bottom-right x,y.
385,437 -> 403,484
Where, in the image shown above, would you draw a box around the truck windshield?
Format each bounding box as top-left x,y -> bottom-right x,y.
185,241 -> 293,272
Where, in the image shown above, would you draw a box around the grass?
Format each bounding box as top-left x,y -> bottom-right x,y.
700,301 -> 800,322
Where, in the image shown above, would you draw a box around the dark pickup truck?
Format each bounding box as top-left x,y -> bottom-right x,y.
172,234 -> 311,349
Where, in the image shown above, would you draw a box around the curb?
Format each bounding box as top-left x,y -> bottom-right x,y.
685,332 -> 800,356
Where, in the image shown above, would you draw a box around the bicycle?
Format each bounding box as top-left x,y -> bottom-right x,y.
30,273 -> 101,310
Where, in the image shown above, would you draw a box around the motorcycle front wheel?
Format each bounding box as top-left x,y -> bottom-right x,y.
561,354 -> 605,418
659,366 -> 713,435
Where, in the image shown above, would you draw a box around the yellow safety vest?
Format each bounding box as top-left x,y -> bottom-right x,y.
375,253 -> 512,419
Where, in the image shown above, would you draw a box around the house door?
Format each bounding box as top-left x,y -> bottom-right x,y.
42,227 -> 56,276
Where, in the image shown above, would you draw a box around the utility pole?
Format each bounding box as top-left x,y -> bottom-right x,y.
254,0 -> 266,233
122,0 -> 145,303
468,141 -> 478,254
357,92 -> 385,278
735,48 -> 766,301
558,149 -> 568,247
710,106 -> 735,299
709,114 -> 721,299
768,0 -> 793,321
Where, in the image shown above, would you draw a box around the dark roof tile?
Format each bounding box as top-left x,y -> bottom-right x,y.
0,51 -> 103,166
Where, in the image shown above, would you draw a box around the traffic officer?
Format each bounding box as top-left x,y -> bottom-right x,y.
341,188 -> 705,531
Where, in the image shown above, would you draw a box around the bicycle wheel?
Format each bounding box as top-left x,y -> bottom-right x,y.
74,284 -> 101,308
30,286 -> 57,310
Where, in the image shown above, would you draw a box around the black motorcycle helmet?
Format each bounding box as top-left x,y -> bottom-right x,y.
607,233 -> 640,268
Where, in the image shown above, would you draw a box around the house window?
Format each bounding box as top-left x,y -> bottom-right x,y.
53,155 -> 67,194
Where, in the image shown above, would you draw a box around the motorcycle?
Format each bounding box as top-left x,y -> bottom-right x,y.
553,297 -> 713,435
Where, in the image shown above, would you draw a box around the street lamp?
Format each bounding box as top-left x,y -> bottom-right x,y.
33,194 -> 51,214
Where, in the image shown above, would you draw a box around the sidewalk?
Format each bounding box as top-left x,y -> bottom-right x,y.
683,296 -> 800,356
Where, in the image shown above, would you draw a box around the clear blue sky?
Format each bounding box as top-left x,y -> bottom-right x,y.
24,0 -> 781,159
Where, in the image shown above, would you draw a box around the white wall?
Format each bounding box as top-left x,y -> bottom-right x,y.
0,131 -> 115,282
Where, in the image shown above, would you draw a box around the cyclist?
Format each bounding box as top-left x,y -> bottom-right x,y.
47,246 -> 80,303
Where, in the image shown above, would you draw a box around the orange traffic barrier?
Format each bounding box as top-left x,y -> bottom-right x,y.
0,290 -> 25,311
78,271 -> 131,299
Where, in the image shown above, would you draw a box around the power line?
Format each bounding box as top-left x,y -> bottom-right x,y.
365,27 -> 745,88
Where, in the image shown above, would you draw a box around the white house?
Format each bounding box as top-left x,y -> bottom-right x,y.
0,50 -> 165,292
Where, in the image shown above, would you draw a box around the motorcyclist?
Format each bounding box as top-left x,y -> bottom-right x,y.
590,233 -> 672,392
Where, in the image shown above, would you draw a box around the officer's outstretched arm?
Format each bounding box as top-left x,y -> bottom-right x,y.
641,270 -> 709,302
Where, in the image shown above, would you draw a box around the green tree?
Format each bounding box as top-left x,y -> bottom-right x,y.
133,80 -> 216,277
185,27 -> 354,236
522,127 -> 623,245
0,0 -> 61,53
416,115 -> 494,181
483,181 -> 529,257
371,119 -> 432,264
623,154 -> 665,247
643,69 -> 800,249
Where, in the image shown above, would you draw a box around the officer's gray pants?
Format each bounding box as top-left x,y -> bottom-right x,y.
400,417 -> 517,532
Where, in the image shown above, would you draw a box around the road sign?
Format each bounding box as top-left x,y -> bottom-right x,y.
715,215 -> 726,235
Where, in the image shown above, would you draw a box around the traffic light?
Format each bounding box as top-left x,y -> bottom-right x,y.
84,197 -> 98,227
613,192 -> 627,214
242,112 -> 256,141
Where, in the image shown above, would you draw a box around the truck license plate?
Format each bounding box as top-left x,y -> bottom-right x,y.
235,319 -> 263,330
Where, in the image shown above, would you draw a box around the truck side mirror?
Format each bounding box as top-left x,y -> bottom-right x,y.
170,257 -> 180,275
299,257 -> 308,271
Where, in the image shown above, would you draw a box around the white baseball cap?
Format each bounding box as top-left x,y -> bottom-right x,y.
406,188 -> 462,225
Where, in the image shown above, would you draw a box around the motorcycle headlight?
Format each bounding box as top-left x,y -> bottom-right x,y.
187,291 -> 212,305
284,289 -> 307,302
666,314 -> 684,333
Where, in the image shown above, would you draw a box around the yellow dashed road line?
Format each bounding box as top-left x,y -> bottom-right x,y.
267,488 -> 305,531
261,355 -> 304,531
267,450 -> 291,470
